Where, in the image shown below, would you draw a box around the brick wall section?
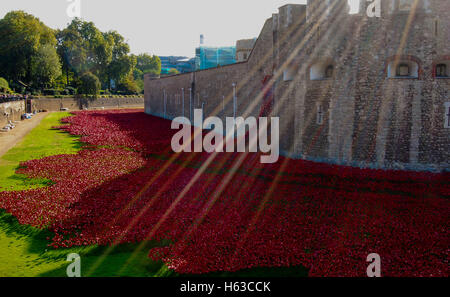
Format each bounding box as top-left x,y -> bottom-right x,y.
145,0 -> 449,171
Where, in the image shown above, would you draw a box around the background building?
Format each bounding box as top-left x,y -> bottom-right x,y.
195,46 -> 236,70
236,38 -> 257,62
159,56 -> 196,75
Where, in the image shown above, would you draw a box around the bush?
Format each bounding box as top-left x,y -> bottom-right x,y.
31,90 -> 41,96
43,89 -> 62,96
78,72 -> 101,97
117,75 -> 139,95
65,87 -> 76,96
0,77 -> 10,93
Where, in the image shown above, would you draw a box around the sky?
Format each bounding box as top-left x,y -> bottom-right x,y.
0,0 -> 360,57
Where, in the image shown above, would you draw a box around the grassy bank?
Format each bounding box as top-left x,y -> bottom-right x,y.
0,112 -> 82,191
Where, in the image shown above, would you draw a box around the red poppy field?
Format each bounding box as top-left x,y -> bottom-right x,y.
0,109 -> 448,277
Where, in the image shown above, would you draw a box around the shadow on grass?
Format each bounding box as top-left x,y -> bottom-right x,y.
1,210 -> 308,277
0,209 -> 172,277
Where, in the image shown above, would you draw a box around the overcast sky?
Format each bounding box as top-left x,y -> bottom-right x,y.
0,0 -> 360,57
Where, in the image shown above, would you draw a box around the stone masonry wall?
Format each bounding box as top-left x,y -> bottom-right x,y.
145,0 -> 449,171
32,97 -> 144,112
0,101 -> 25,128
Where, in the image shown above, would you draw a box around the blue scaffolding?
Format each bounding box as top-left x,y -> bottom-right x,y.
195,46 -> 236,70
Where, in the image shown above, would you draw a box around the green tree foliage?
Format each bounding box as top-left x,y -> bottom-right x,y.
56,18 -> 112,80
0,11 -> 59,88
32,44 -> 62,89
0,11 -> 151,95
78,72 -> 101,96
0,78 -> 10,93
104,31 -> 135,90
135,54 -> 161,76
117,73 -> 139,94
133,54 -> 161,93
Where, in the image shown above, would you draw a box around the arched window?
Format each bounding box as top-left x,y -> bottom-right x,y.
397,63 -> 411,77
283,65 -> 296,81
436,64 -> 448,77
325,65 -> 334,78
310,59 -> 335,80
387,58 -> 420,78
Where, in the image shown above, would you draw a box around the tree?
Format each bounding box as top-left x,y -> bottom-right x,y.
78,72 -> 100,96
135,54 -> 161,76
117,73 -> 139,94
104,31 -> 135,91
0,11 -> 57,86
32,44 -> 62,88
133,54 -> 161,93
56,18 -> 112,82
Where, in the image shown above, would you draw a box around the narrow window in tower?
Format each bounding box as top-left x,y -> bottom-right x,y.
317,104 -> 324,125
325,65 -> 334,78
434,20 -> 439,37
436,64 -> 448,78
397,64 -> 410,77
326,0 -> 332,16
445,102 -> 450,129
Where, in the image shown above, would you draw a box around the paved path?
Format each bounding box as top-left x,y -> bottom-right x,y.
0,112 -> 49,159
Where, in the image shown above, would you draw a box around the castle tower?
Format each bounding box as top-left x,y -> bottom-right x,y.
353,0 -> 449,167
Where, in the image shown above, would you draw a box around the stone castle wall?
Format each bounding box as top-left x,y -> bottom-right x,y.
32,97 -> 144,112
0,100 -> 25,127
145,0 -> 449,172
0,97 -> 144,128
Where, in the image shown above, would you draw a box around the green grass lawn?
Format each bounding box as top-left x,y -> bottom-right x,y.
0,112 -> 82,191
0,112 -> 307,277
